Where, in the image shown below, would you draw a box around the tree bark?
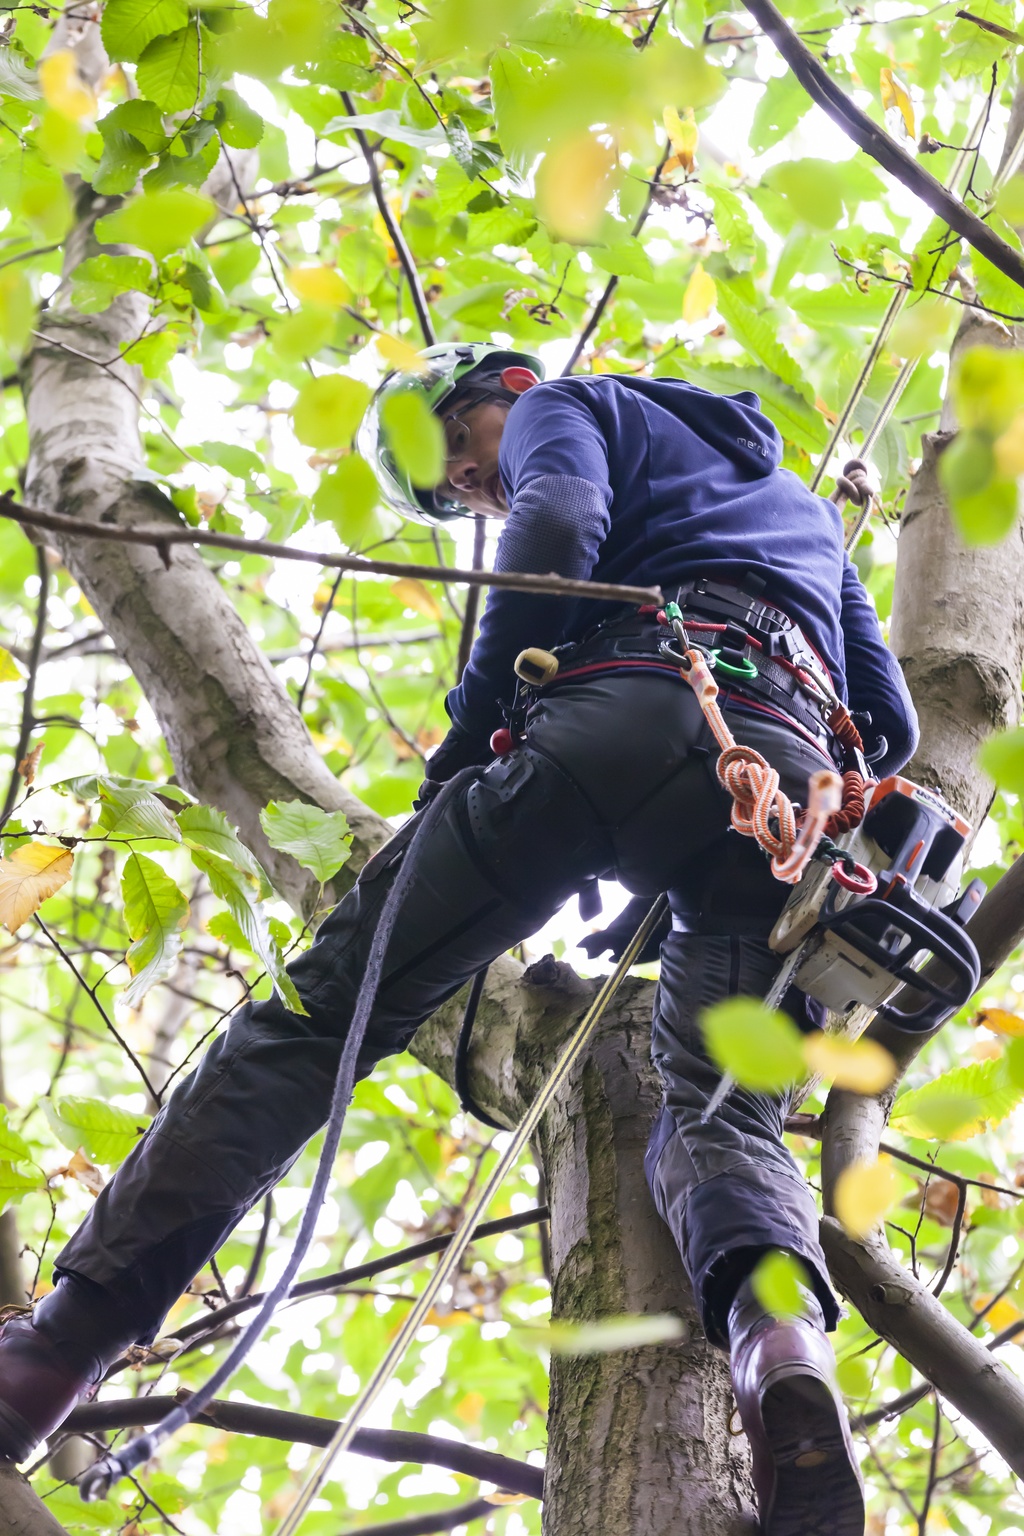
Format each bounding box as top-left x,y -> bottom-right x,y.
0,1466 -> 68,1536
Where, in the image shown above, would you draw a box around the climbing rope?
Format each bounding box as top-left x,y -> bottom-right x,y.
665,617 -> 843,884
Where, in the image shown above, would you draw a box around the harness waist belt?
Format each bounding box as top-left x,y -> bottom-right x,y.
547,583 -> 838,754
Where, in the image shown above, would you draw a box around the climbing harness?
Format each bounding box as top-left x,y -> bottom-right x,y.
269,894 -> 668,1536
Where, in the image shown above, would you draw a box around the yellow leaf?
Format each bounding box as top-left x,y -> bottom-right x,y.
456,1390 -> 485,1424
802,1032 -> 896,1094
484,1492 -> 528,1505
880,68 -> 915,140
38,50 -> 96,124
682,262 -> 717,324
536,132 -> 619,243
391,577 -> 443,621
985,1295 -> 1022,1332
0,843 -> 74,933
994,411 -> 1024,479
833,1155 -> 900,1239
977,1007 -> 1024,1038
377,333 -> 430,374
0,647 -> 22,683
663,105 -> 697,171
286,264 -> 350,310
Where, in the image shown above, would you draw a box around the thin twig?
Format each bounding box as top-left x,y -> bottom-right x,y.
455,516 -> 487,683
296,566 -> 344,712
33,915 -> 160,1103
1,544 -> 49,825
106,1205 -> 550,1367
340,90 -> 435,346
0,496 -> 662,606
236,1193 -> 273,1299
918,1398 -> 943,1534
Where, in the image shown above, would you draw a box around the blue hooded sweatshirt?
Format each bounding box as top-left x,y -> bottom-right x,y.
446,374 -> 918,775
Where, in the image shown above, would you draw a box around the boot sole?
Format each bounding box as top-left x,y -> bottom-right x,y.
0,1397 -> 41,1463
760,1372 -> 865,1536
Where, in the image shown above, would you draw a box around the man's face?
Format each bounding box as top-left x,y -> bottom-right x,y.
438,366 -> 538,517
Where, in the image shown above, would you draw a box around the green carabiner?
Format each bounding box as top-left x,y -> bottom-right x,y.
709,649 -> 758,681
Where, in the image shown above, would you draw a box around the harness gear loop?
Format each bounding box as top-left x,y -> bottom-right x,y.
270,894 -> 669,1536
668,618 -> 843,886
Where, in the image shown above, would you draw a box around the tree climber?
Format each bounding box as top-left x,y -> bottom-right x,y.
0,343 -> 916,1536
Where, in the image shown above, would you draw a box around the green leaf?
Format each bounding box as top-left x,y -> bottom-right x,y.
939,430 -> 1019,546
701,996 -> 806,1093
93,128 -> 153,196
749,72 -> 809,154
381,390 -> 445,489
0,646 -> 23,683
0,48 -> 40,102
177,803 -> 268,892
44,1096 -> 151,1166
121,851 -> 189,1007
136,24 -> 201,113
0,1105 -> 32,1165
215,87 -> 264,149
109,99 -> 170,154
95,188 -> 215,260
270,306 -> 334,364
102,0 -> 189,62
70,254 -> 153,314
321,107 -> 447,150
709,186 -> 756,272
769,160 -> 844,230
0,1162 -> 45,1212
95,780 -> 181,841
751,1250 -> 806,1320
714,284 -> 811,399
995,176 -> 1024,228
292,374 -> 371,450
259,800 -> 351,883
589,241 -> 652,281
189,847 -> 306,1014
979,727 -> 1024,798
890,1056 -> 1023,1141
312,456 -> 381,548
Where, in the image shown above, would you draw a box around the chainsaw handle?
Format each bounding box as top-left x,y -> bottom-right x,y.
818,891 -> 980,1034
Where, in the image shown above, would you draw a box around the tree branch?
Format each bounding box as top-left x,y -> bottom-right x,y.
339,91 -> 436,347
109,1206 -> 549,1363
61,1397 -> 543,1499
741,0 -> 1024,293
0,1463 -> 68,1536
820,1217 -> 1024,1477
340,1497 -> 499,1536
0,497 -> 661,609
1,544 -> 49,825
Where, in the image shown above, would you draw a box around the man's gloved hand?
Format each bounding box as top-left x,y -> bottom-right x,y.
414,723 -> 494,811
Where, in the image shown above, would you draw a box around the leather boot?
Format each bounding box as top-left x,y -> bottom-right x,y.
728,1274 -> 864,1536
0,1275 -> 146,1461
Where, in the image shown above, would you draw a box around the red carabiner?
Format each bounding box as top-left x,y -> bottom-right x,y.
831,860 -> 877,895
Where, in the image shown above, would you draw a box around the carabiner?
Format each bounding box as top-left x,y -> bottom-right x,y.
831,860 -> 877,895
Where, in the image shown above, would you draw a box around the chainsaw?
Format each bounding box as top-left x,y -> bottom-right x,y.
701,775 -> 984,1123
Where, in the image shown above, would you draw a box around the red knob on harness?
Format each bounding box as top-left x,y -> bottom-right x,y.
831,860 -> 877,895
490,727 -> 515,756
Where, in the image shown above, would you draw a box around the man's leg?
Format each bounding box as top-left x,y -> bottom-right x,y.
0,744 -> 610,1459
642,708 -> 864,1534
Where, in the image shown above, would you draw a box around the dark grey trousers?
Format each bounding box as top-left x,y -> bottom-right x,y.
56,672 -> 839,1347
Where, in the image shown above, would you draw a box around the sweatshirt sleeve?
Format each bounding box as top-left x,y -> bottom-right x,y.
840,555 -> 919,775
445,387 -> 613,738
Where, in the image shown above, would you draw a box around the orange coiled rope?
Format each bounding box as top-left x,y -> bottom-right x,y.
678,647 -> 857,885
